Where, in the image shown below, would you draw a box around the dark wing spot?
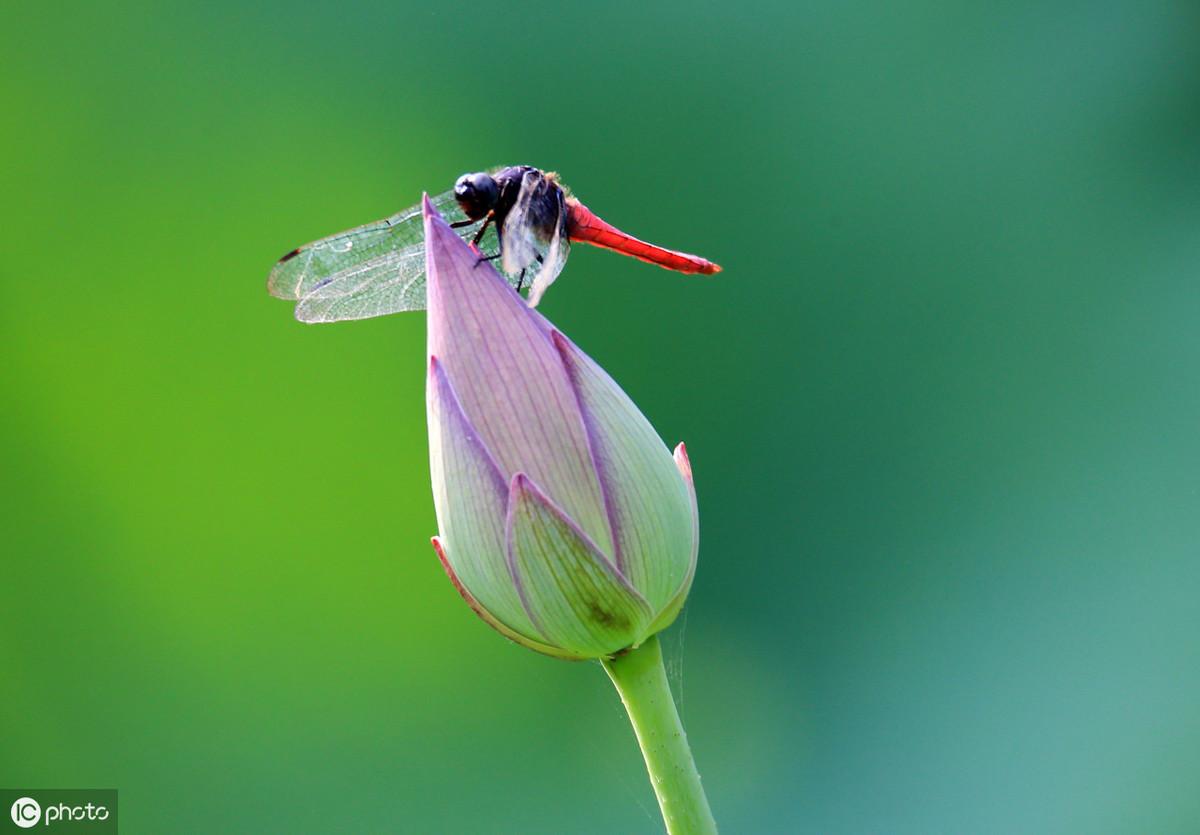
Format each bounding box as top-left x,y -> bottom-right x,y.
278,248 -> 302,263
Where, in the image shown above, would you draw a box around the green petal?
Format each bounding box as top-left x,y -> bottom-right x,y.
646,443 -> 699,635
506,474 -> 653,657
427,356 -> 542,642
551,330 -> 695,614
431,537 -> 585,661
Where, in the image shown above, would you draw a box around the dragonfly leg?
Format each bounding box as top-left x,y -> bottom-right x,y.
513,256 -> 539,291
472,210 -> 495,246
449,219 -> 476,229
474,252 -> 502,269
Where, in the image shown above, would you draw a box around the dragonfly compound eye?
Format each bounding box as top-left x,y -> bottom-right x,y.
453,172 -> 499,220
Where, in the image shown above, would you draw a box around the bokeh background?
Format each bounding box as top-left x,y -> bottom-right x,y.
2,1 -> 1198,832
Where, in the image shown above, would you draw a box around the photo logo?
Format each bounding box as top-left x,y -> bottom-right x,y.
9,798 -> 40,829
2,791 -> 116,832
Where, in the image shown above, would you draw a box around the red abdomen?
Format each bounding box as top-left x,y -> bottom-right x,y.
566,200 -> 722,275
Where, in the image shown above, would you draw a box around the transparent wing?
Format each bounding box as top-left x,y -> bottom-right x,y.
526,189 -> 569,307
500,170 -> 571,306
293,244 -> 428,323
500,170 -> 543,276
268,179 -> 510,323
268,189 -> 458,301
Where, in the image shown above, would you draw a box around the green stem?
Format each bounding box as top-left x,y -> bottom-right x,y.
602,635 -> 718,834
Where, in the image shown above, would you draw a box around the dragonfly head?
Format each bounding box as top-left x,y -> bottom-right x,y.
454,172 -> 500,221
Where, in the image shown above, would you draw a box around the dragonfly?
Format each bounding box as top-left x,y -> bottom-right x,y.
268,165 -> 721,323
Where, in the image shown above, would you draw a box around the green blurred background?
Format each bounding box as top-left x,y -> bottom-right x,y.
2,1 -> 1198,832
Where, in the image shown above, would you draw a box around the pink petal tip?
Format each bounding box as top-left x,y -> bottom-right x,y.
673,442 -> 693,483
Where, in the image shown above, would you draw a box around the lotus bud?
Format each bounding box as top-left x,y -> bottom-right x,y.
422,195 -> 698,659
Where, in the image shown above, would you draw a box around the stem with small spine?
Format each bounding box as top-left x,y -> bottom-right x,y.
602,635 -> 717,834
